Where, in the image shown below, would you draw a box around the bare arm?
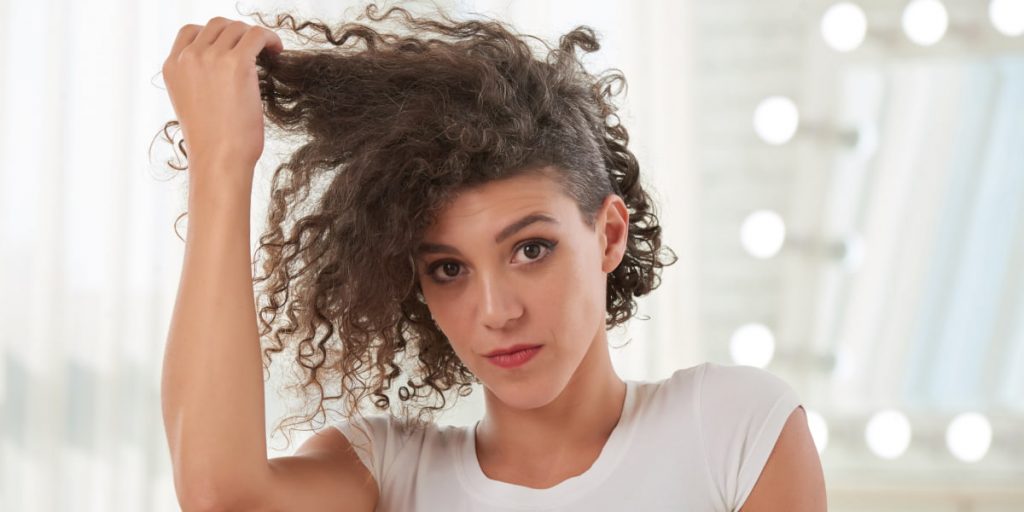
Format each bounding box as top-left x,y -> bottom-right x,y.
160,169 -> 266,509
162,160 -> 379,512
159,17 -> 377,512
739,406 -> 828,511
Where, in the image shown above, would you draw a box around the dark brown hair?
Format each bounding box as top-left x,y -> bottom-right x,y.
155,1 -> 677,448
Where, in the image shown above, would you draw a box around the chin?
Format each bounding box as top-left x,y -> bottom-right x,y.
485,374 -> 562,410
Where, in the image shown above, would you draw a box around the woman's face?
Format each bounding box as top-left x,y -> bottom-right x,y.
416,168 -> 628,410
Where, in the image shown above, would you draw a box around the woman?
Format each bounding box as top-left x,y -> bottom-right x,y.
158,3 -> 826,511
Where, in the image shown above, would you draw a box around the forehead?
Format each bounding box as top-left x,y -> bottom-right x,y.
425,171 -> 570,233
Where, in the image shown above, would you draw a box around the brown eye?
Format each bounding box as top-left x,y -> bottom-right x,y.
514,239 -> 555,263
440,262 -> 459,277
522,243 -> 541,259
426,261 -> 461,283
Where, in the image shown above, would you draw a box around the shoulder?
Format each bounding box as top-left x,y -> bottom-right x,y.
697,361 -> 798,403
693,362 -> 808,510
695,361 -> 801,443
739,405 -> 827,511
656,362 -> 798,416
660,361 -> 795,399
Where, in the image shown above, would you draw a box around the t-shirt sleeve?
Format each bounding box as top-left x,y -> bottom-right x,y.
698,362 -> 802,511
333,413 -> 410,492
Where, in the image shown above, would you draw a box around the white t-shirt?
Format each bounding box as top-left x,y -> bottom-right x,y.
333,361 -> 802,511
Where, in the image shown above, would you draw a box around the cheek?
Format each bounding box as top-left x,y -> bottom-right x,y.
419,289 -> 448,331
422,291 -> 472,352
537,255 -> 605,333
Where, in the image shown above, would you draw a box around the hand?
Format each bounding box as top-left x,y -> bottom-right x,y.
162,17 -> 284,177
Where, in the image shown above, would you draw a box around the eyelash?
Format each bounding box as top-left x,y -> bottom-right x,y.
425,239 -> 558,285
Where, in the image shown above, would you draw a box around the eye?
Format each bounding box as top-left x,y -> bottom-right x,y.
513,240 -> 553,263
435,261 -> 461,279
423,260 -> 463,284
425,239 -> 557,285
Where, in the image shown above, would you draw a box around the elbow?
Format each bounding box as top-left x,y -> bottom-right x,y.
178,492 -> 230,512
176,479 -> 266,512
177,485 -> 235,512
165,448 -> 273,511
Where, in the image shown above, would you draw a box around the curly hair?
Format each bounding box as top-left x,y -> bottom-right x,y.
154,1 -> 677,449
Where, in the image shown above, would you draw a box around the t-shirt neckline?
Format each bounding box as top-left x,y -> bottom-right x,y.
455,379 -> 639,508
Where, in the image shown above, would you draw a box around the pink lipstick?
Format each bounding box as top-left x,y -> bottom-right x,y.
485,345 -> 542,369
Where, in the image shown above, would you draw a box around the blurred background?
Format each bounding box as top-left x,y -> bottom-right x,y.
1,0 -> 1022,510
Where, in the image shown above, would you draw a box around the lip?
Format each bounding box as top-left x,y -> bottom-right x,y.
485,345 -> 543,369
484,343 -> 543,357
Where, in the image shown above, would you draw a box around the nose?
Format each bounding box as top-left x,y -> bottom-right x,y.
477,272 -> 524,330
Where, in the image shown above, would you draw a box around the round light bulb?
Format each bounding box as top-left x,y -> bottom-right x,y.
821,2 -> 868,52
740,210 -> 787,259
865,409 -> 912,459
946,412 -> 993,463
902,0 -> 949,46
753,96 -> 800,145
990,0 -> 1024,36
729,323 -> 776,368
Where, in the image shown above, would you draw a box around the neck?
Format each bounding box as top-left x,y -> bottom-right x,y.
475,328 -> 627,472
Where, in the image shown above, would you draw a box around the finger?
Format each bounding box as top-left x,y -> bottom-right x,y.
168,24 -> 202,61
233,25 -> 284,60
192,16 -> 234,48
212,21 -> 251,52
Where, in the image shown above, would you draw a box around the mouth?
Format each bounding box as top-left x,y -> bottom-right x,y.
484,344 -> 543,369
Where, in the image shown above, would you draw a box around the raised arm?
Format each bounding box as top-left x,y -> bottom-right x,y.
159,17 -> 377,512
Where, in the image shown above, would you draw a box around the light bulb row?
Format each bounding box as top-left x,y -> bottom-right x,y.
727,0 -> 1011,469
822,0 -> 1024,52
803,408 -> 995,462
728,325 -> 994,462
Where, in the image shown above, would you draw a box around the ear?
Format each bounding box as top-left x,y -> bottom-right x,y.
597,194 -> 629,274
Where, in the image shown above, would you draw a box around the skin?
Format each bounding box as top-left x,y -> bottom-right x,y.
416,167 -> 630,488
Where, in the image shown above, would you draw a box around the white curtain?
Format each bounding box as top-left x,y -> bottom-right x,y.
0,0 -> 698,510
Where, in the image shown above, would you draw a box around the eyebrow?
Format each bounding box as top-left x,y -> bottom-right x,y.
416,212 -> 559,257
